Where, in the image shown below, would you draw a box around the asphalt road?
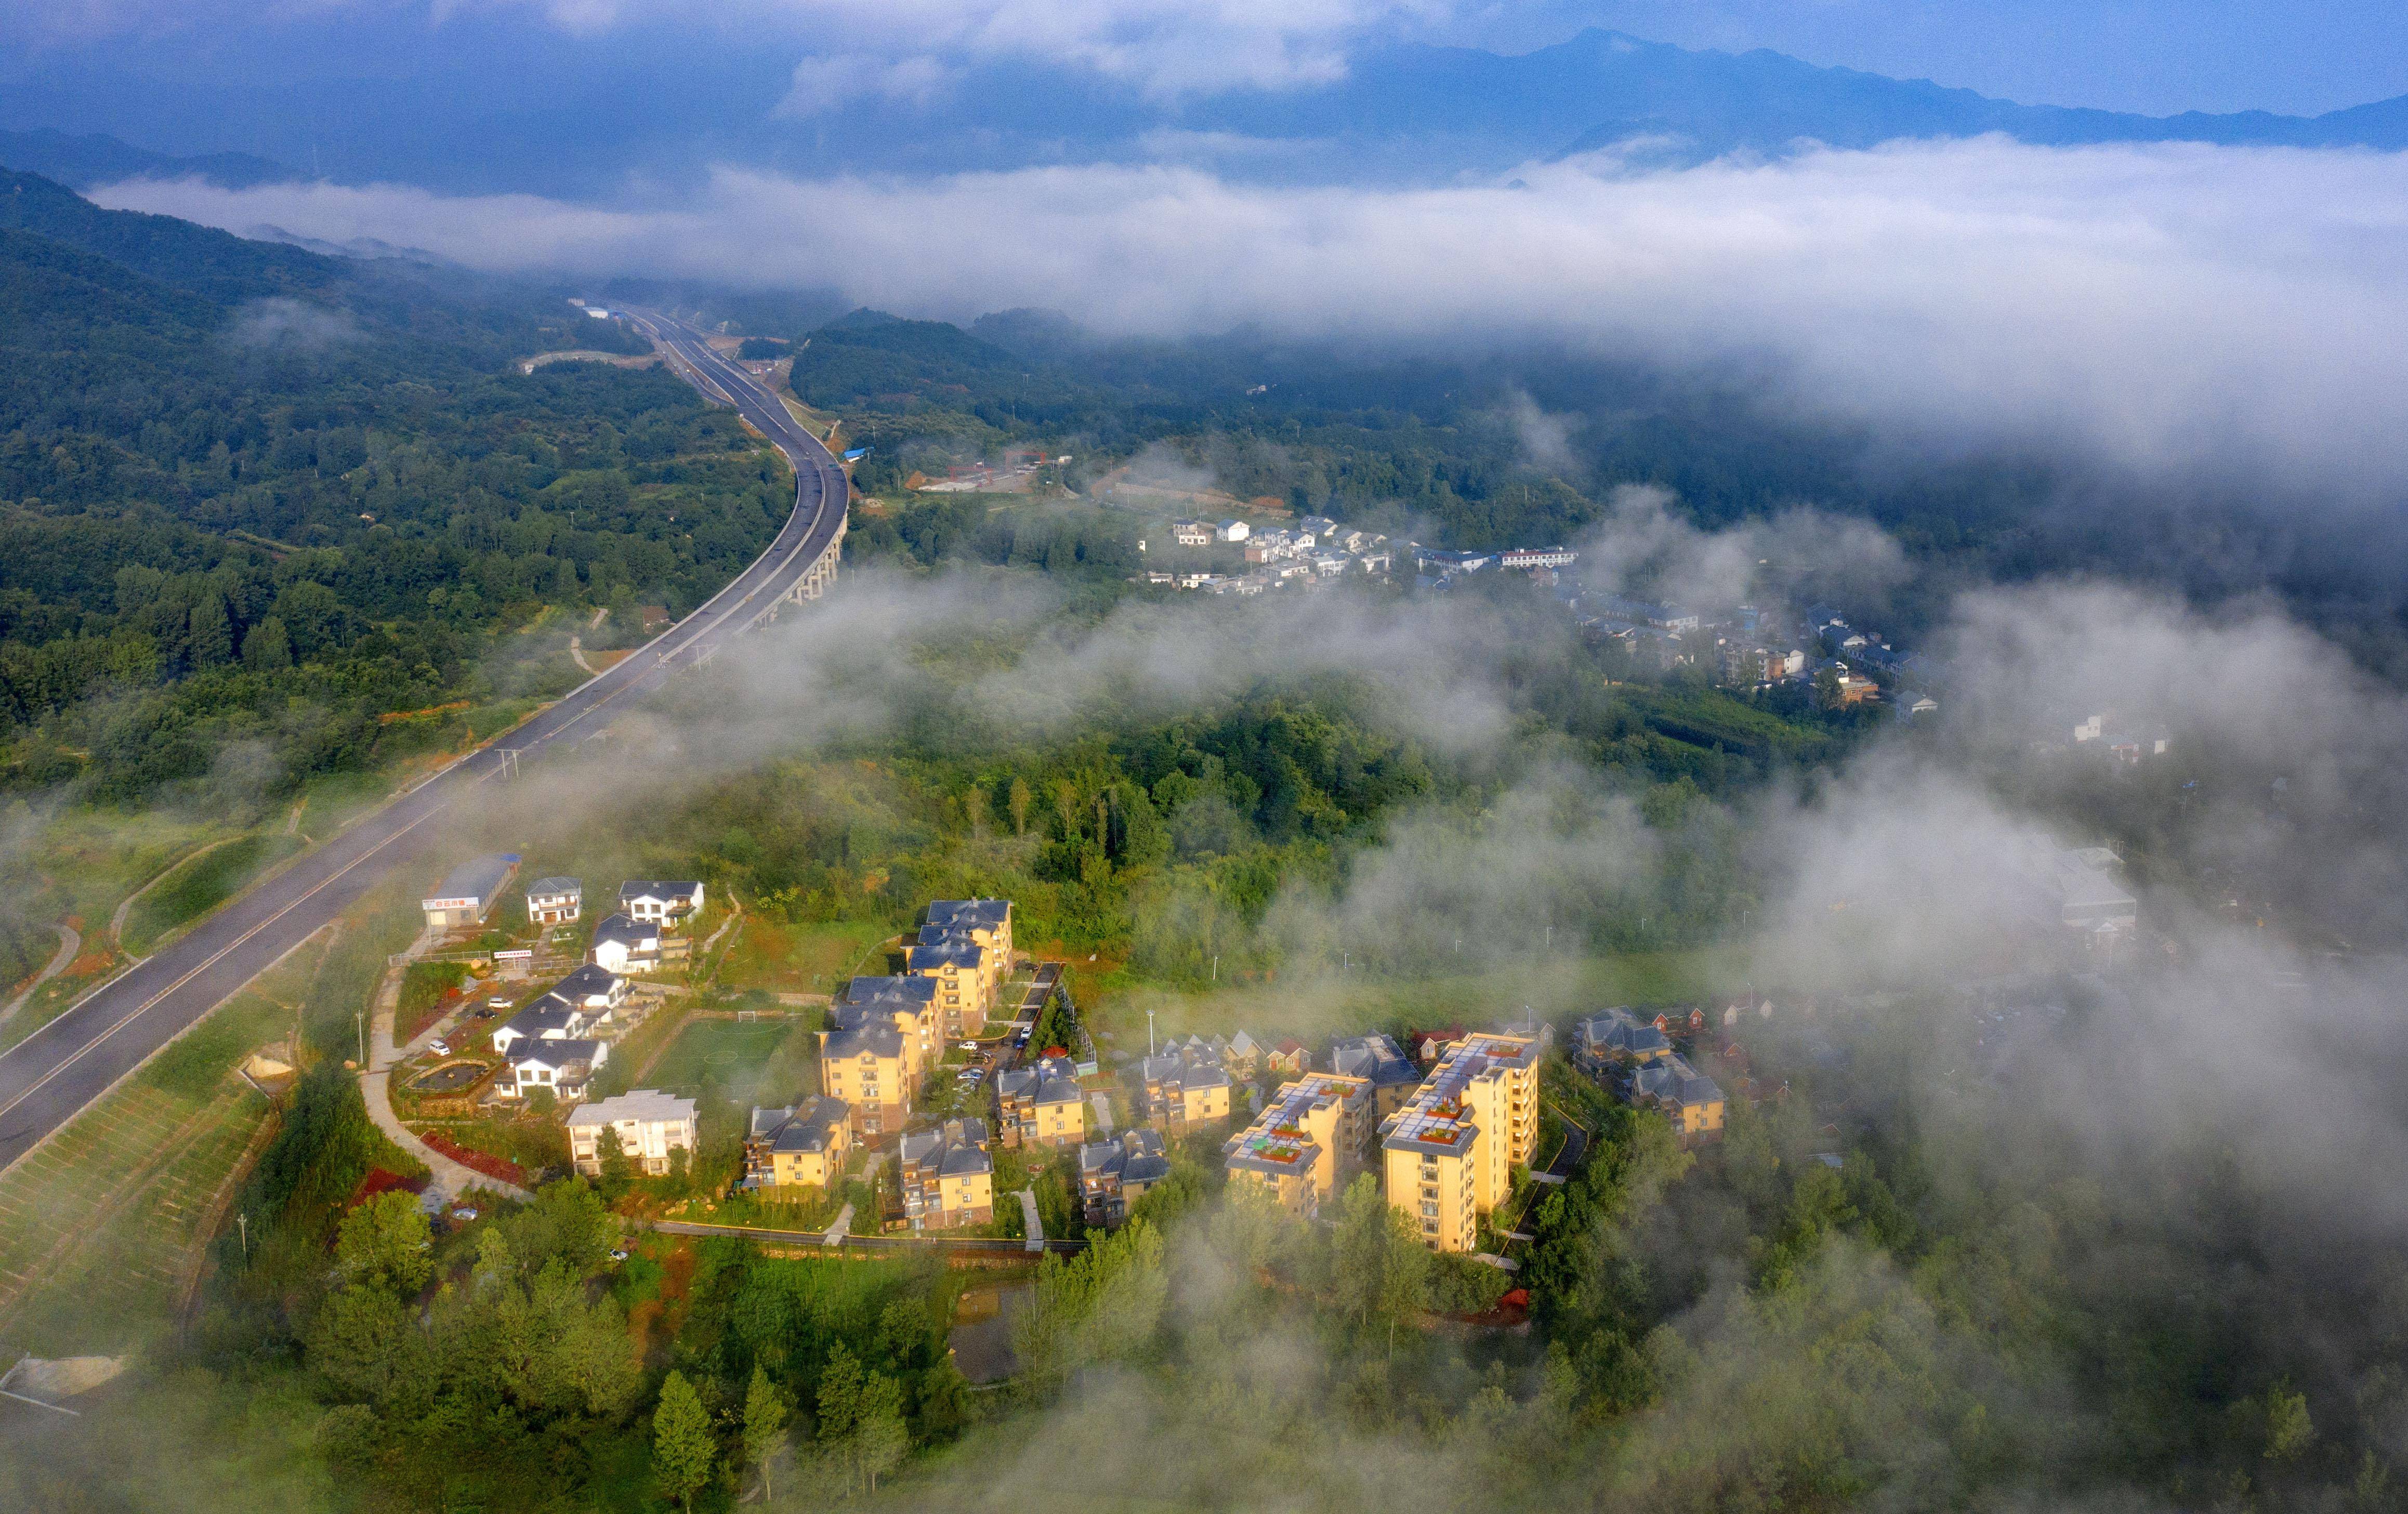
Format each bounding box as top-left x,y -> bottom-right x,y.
0,314 -> 847,1175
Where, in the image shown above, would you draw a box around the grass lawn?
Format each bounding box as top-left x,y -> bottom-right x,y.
716,918 -> 898,995
641,1016 -> 818,1105
122,830 -> 307,956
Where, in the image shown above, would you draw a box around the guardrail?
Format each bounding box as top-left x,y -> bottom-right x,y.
638,1216 -> 1088,1256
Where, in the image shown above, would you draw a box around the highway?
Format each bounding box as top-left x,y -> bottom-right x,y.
0,314 -> 847,1175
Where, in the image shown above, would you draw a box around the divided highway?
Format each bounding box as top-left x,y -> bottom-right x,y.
0,314 -> 847,1175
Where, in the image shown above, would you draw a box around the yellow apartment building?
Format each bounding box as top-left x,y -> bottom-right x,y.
1378,1032 -> 1538,1252
834,976 -> 942,1081
819,1023 -> 910,1137
743,1096 -> 851,1192
900,1117 -> 995,1228
905,935 -> 995,1037
924,898 -> 1014,986
1222,1073 -> 1372,1218
1139,1053 -> 1233,1136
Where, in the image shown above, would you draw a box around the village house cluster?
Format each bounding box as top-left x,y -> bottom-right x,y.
1571,1008 -> 1729,1140
400,857 -> 719,1182
408,858 -> 708,1113
733,898 -> 1028,1231
1149,515 -> 1396,595
431,862 -> 1768,1251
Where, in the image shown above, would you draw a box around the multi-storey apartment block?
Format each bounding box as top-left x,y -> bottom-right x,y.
1378,1032 -> 1539,1252
1222,1072 -> 1373,1217
742,1096 -> 852,1191
833,976 -> 942,1081
905,932 -> 994,1037
898,1118 -> 994,1229
819,1022 -> 909,1137
923,898 -> 1014,984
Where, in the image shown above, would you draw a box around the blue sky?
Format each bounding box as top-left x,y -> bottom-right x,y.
2,1 -> 2401,123
1504,2 -> 2408,115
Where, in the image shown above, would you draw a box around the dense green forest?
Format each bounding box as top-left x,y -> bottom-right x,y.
0,170 -> 792,805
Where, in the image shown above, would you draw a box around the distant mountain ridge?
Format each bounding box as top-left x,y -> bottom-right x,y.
0,128 -> 293,190
1202,29 -> 2408,169
3,30 -> 2402,200
0,169 -> 335,304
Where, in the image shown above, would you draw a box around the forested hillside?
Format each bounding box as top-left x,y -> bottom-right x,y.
0,172 -> 790,801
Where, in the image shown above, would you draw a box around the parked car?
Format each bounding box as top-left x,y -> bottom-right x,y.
427,1038 -> 452,1057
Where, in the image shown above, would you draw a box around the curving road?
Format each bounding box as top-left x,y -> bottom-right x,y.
0,314 -> 847,1175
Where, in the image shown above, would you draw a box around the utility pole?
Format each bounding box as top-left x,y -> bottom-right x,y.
1211,955 -> 1218,982
1147,1008 -> 1156,1058
356,1009 -> 366,1068
236,1212 -> 249,1259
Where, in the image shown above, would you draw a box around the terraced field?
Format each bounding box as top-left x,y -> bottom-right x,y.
0,1074 -> 271,1355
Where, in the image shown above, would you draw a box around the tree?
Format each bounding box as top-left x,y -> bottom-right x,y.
652,1369 -> 716,1512
742,1363 -> 789,1501
241,614 -> 292,671
334,1189 -> 433,1297
596,1123 -> 635,1194
2261,1380 -> 2315,1463
306,1284 -> 427,1406
850,1373 -> 909,1494
186,591 -> 234,666
814,1342 -> 908,1495
1330,1174 -> 1429,1354
1008,776 -> 1031,835
1813,664 -> 1843,711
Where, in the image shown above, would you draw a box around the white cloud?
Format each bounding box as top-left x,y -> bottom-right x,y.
774,51 -> 959,117
92,137 -> 2408,495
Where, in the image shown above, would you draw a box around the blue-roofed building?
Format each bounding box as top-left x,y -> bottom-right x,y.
421,853 -> 522,929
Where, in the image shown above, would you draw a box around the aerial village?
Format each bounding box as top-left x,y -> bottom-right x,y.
391,854 -> 1767,1261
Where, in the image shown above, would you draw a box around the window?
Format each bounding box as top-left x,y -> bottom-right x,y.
1420,1202 -> 1438,1218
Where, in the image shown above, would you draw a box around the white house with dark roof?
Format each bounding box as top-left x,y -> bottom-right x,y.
588,912 -> 661,975
619,880 -> 704,925
501,1037 -> 606,1101
491,1003 -> 590,1058
534,963 -> 627,1020
524,876 -> 582,926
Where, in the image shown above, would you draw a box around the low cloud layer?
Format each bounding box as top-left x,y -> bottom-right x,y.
98,138 -> 2408,497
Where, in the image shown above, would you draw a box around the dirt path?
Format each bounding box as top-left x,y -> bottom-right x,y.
569,634 -> 600,676
0,924 -> 79,1029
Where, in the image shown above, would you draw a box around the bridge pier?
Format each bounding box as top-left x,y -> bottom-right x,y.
754,524 -> 845,628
